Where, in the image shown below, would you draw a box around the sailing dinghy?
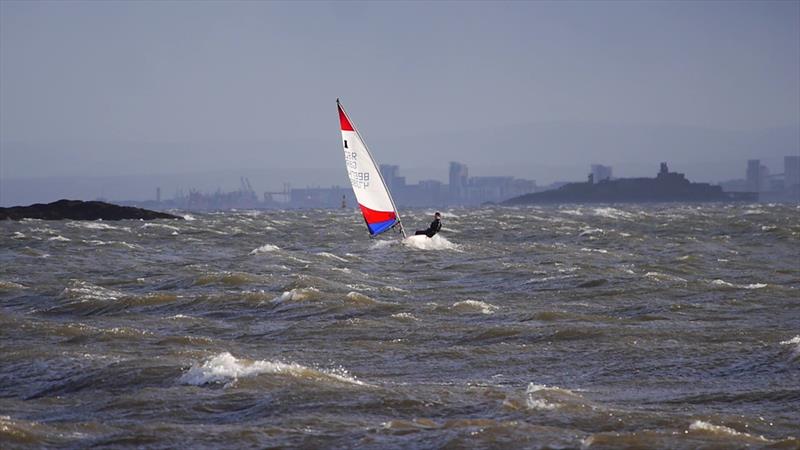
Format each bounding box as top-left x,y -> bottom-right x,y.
337,99 -> 406,239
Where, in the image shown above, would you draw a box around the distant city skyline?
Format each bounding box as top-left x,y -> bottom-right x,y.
1,1 -> 798,205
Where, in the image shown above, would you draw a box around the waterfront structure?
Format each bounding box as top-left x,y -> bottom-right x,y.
591,164 -> 613,183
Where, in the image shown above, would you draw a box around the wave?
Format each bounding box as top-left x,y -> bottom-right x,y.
592,207 -> 635,220
689,420 -> 769,442
344,291 -> 378,306
391,312 -> 419,321
272,287 -> 321,303
709,279 -> 767,290
451,300 -> 498,315
403,234 -> 459,251
249,244 -> 280,255
194,271 -> 264,286
316,252 -> 348,262
47,235 -> 71,242
644,272 -> 687,283
579,228 -> 604,237
179,352 -> 366,387
0,280 -> 27,290
525,383 -> 584,411
140,223 -> 180,233
59,280 -> 123,302
67,222 -> 131,232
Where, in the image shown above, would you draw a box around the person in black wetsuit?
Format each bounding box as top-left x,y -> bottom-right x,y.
415,212 -> 442,237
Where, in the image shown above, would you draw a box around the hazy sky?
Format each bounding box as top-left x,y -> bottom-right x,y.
1,0 -> 798,202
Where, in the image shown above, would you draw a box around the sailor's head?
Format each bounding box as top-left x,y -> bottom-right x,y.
434,212 -> 441,219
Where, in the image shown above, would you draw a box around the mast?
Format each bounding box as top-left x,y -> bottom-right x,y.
337,99 -> 407,239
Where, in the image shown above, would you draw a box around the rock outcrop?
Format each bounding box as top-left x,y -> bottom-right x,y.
0,199 -> 182,221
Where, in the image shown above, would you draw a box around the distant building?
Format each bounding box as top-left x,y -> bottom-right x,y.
590,164 -> 613,183
746,159 -> 761,192
379,164 -> 406,191
786,155 -> 800,189
449,162 -> 469,203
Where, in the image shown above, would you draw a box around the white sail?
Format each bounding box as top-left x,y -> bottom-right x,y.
337,99 -> 404,237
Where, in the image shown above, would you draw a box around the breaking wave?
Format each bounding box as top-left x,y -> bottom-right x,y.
179,352 -> 366,387
250,244 -> 280,254
451,300 -> 498,315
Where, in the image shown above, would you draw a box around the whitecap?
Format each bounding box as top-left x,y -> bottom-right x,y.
710,279 -> 767,289
11,232 -> 26,239
250,244 -> 280,255
68,222 -> 131,232
179,352 -> 366,387
141,223 -> 181,232
592,207 -> 634,219
580,248 -> 608,254
0,280 -> 27,290
524,383 -> 578,411
579,228 -> 604,237
317,252 -> 348,262
689,420 -> 768,441
345,291 -> 377,305
272,287 -> 320,303
391,312 -> 419,321
59,280 -> 123,302
403,234 -> 458,251
47,235 -> 71,242
182,214 -> 196,221
644,272 -> 687,283
452,300 -> 498,315
780,336 -> 800,356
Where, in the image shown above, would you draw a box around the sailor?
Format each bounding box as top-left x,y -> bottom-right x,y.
415,212 -> 442,237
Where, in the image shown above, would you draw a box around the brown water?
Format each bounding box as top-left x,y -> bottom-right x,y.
1,204 -> 798,449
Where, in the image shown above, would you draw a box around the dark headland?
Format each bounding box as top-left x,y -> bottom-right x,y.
503,163 -> 758,205
0,199 -> 182,221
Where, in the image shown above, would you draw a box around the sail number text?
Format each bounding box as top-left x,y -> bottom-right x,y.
344,151 -> 370,189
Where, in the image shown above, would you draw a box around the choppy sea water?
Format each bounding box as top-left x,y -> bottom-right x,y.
1,204 -> 798,449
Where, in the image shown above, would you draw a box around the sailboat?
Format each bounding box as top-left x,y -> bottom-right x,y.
337,99 -> 406,239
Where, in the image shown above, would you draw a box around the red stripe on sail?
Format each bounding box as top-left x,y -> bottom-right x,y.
338,105 -> 354,131
359,204 -> 395,224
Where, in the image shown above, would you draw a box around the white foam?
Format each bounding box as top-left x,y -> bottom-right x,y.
780,336 -> 800,356
47,235 -> 71,242
689,420 -> 768,441
403,234 -> 458,251
593,207 -> 634,219
68,222 -> 131,232
579,228 -> 604,237
181,214 -> 196,221
250,244 -> 280,255
11,232 -> 26,239
141,223 -> 181,232
644,272 -> 687,283
0,280 -> 27,290
179,352 -> 366,387
710,279 -> 767,289
272,287 -> 320,303
524,383 -> 573,411
580,247 -> 608,254
452,300 -> 498,315
317,252 -> 348,262
391,312 -> 419,321
59,280 -> 122,302
780,336 -> 800,346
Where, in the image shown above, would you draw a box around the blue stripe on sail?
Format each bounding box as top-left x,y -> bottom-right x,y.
367,218 -> 398,236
